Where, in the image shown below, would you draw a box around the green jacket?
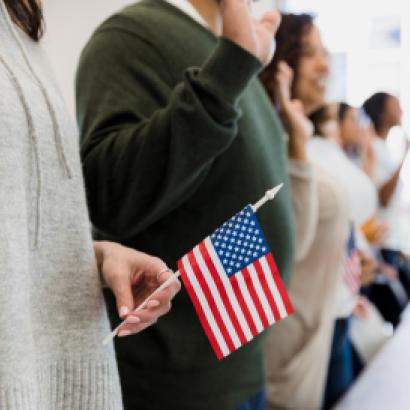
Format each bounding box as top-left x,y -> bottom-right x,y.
76,1 -> 295,409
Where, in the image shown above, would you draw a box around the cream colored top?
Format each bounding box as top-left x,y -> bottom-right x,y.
266,161 -> 349,410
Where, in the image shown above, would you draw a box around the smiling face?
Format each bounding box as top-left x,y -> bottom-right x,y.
293,25 -> 330,115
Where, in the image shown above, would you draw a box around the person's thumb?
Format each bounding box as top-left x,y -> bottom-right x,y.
110,274 -> 134,319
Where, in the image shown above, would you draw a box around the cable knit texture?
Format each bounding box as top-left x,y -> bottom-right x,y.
0,3 -> 122,409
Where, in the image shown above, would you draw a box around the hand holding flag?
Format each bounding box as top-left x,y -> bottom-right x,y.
103,184 -> 293,359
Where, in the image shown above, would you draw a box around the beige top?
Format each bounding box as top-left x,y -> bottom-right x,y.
266,161 -> 349,410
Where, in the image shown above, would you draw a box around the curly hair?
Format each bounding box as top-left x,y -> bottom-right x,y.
259,13 -> 314,105
4,0 -> 44,42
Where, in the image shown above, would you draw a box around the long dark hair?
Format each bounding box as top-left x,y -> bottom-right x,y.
338,102 -> 353,123
362,92 -> 390,134
260,13 -> 314,104
4,0 -> 44,41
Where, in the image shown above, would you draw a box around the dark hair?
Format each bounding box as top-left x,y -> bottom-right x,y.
338,102 -> 353,123
362,92 -> 390,134
4,0 -> 44,42
260,13 -> 314,104
309,105 -> 328,137
309,103 -> 339,137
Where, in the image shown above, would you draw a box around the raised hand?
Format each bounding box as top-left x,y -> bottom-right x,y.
221,0 -> 281,66
275,61 -> 313,160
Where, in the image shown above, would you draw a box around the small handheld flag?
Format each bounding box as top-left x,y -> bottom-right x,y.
103,184 -> 293,358
344,226 -> 362,295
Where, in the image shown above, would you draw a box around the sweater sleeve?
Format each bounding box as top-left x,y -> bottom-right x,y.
76,27 -> 262,240
288,160 -> 319,262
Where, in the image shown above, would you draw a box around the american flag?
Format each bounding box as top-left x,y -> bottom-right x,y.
344,227 -> 362,295
178,205 -> 293,360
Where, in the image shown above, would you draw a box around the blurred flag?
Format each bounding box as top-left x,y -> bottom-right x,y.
344,227 -> 362,295
178,205 -> 293,360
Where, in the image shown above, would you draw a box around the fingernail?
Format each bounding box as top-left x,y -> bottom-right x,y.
148,300 -> 160,308
119,306 -> 129,318
126,316 -> 141,324
118,330 -> 132,338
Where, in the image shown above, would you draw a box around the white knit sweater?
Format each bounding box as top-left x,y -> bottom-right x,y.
0,3 -> 122,409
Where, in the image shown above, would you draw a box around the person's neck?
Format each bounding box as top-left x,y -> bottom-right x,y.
188,0 -> 222,35
303,100 -> 320,116
378,125 -> 391,139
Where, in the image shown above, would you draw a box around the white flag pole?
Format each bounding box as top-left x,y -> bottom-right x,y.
103,271 -> 181,346
103,183 -> 284,345
251,183 -> 284,213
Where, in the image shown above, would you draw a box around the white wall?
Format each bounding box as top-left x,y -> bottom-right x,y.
43,0 -> 276,115
42,0 -> 133,115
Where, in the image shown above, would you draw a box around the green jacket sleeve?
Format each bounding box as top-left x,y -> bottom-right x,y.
77,25 -> 262,240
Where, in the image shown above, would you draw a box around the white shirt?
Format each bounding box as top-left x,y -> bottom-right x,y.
164,0 -> 208,27
308,137 -> 378,227
372,137 -> 403,249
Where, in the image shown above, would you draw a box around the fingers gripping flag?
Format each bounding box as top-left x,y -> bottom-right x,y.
178,205 -> 293,360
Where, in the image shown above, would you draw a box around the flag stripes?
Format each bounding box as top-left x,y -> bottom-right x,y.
179,239 -> 293,359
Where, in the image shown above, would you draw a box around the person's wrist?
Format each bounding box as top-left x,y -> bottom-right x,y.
288,138 -> 308,162
93,241 -> 121,287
